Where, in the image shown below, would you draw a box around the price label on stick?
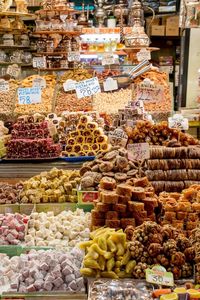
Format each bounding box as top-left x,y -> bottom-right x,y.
108,128 -> 128,147
6,64 -> 21,78
0,80 -> 9,92
168,115 -> 189,130
75,77 -> 101,99
146,266 -> 174,287
136,85 -> 164,102
63,79 -> 77,92
33,77 -> 46,89
103,77 -> 118,91
102,54 -> 115,66
68,52 -> 80,62
18,87 -> 41,105
33,57 -> 46,69
127,143 -> 150,161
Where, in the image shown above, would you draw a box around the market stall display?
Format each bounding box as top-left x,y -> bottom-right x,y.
0,79 -> 19,115
6,115 -> 61,159
25,209 -> 91,250
80,146 -> 147,190
0,182 -> 22,204
20,168 -> 80,203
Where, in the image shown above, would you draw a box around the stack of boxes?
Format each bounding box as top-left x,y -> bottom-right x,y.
146,15 -> 179,36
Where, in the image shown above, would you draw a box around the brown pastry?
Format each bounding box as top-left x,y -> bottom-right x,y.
116,184 -> 132,197
164,212 -> 176,221
99,177 -> 116,191
131,187 -> 146,201
105,219 -> 120,228
176,212 -> 188,220
113,203 -> 127,213
106,211 -> 119,220
96,203 -> 111,212
91,210 -> 105,219
121,218 -> 136,229
100,191 -> 119,204
118,195 -> 130,204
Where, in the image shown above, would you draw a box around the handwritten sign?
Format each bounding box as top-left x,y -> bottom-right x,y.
168,115 -> 189,130
146,266 -> 174,287
137,49 -> 151,62
102,53 -> 115,66
75,77 -> 101,99
103,77 -> 118,91
18,87 -> 41,105
63,79 -> 77,92
127,143 -> 150,161
0,80 -> 9,92
33,57 -> 46,69
33,77 -> 46,89
6,64 -> 21,78
108,128 -> 128,147
68,51 -> 80,62
130,100 -> 145,114
136,84 -> 164,102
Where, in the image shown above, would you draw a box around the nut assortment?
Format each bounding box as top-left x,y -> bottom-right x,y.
91,176 -> 157,230
93,89 -> 132,114
25,209 -> 91,251
20,168 -> 80,203
159,184 -> 200,236
0,79 -> 19,115
62,115 -> 109,157
80,146 -> 147,190
59,69 -> 92,84
126,120 -> 199,146
55,92 -> 92,114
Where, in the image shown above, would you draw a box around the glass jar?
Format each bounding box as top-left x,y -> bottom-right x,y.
37,39 -> 46,52
22,52 -> 32,64
46,38 -> 54,53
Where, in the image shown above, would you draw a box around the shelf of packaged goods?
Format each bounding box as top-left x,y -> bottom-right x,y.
33,67 -> 71,71
33,30 -> 81,36
0,161 -> 83,179
0,62 -> 32,67
0,28 -> 28,33
81,50 -> 127,55
34,51 -> 69,56
0,45 -> 30,49
123,46 -> 160,52
0,11 -> 34,17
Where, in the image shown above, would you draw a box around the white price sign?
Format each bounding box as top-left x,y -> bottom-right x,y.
33,57 -> 46,69
130,100 -> 145,113
0,80 -> 9,92
75,77 -> 101,99
168,115 -> 189,130
127,143 -> 150,161
18,87 -> 41,105
33,77 -> 46,89
146,266 -> 174,287
63,79 -> 77,92
102,54 -> 115,66
68,52 -> 80,62
137,49 -> 151,62
108,128 -> 128,147
103,77 -> 118,91
6,64 -> 21,78
136,84 -> 164,102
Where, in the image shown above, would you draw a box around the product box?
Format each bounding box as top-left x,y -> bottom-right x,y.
166,16 -> 179,27
166,25 -> 179,36
77,190 -> 98,204
151,25 -> 165,36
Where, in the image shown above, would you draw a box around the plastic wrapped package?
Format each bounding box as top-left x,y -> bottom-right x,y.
14,75 -> 56,115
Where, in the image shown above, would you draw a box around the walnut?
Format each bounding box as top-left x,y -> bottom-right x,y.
157,254 -> 170,268
124,225 -> 135,241
177,236 -> 191,252
128,240 -> 144,260
163,239 -> 177,256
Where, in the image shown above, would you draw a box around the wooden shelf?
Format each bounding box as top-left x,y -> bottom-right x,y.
0,45 -> 30,49
32,30 -> 81,36
124,47 -> 160,53
34,67 -> 70,71
36,8 -> 78,14
34,51 -> 68,56
81,50 -> 127,55
0,11 -> 34,17
0,62 -> 32,66
0,28 -> 28,34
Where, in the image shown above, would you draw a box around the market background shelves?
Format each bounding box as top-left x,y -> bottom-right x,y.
32,30 -> 81,36
0,45 -> 30,49
0,11 -> 35,17
36,8 -> 79,14
34,51 -> 69,56
0,62 -> 32,67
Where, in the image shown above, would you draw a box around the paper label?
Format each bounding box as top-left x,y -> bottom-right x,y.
108,128 -> 128,147
0,80 -> 9,92
68,51 -> 80,62
63,79 -> 77,92
6,64 -> 21,78
103,77 -> 118,91
102,53 -> 115,66
75,77 -> 101,99
33,57 -> 46,69
127,143 -> 150,161
168,115 -> 189,130
136,84 -> 164,102
137,49 -> 151,62
146,266 -> 174,287
130,100 -> 145,114
33,77 -> 46,89
18,87 -> 41,105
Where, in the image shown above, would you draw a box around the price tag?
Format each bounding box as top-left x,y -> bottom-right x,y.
33,77 -> 46,89
75,77 -> 101,99
63,79 -> 77,92
0,80 -> 9,92
146,266 -> 174,287
68,51 -> 80,62
168,114 -> 189,130
108,128 -> 128,147
136,84 -> 164,102
127,143 -> 150,161
130,100 -> 145,114
6,64 -> 21,78
137,49 -> 151,62
103,77 -> 118,91
18,87 -> 41,105
33,57 -> 46,69
102,54 -> 115,66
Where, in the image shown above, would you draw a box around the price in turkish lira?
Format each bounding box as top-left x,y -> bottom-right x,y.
75,77 -> 101,99
127,143 -> 150,161
68,52 -> 80,62
0,80 -> 9,92
33,57 -> 46,69
146,267 -> 174,287
18,87 -> 41,105
168,116 -> 189,130
136,85 -> 164,102
6,64 -> 21,78
33,77 -> 46,89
